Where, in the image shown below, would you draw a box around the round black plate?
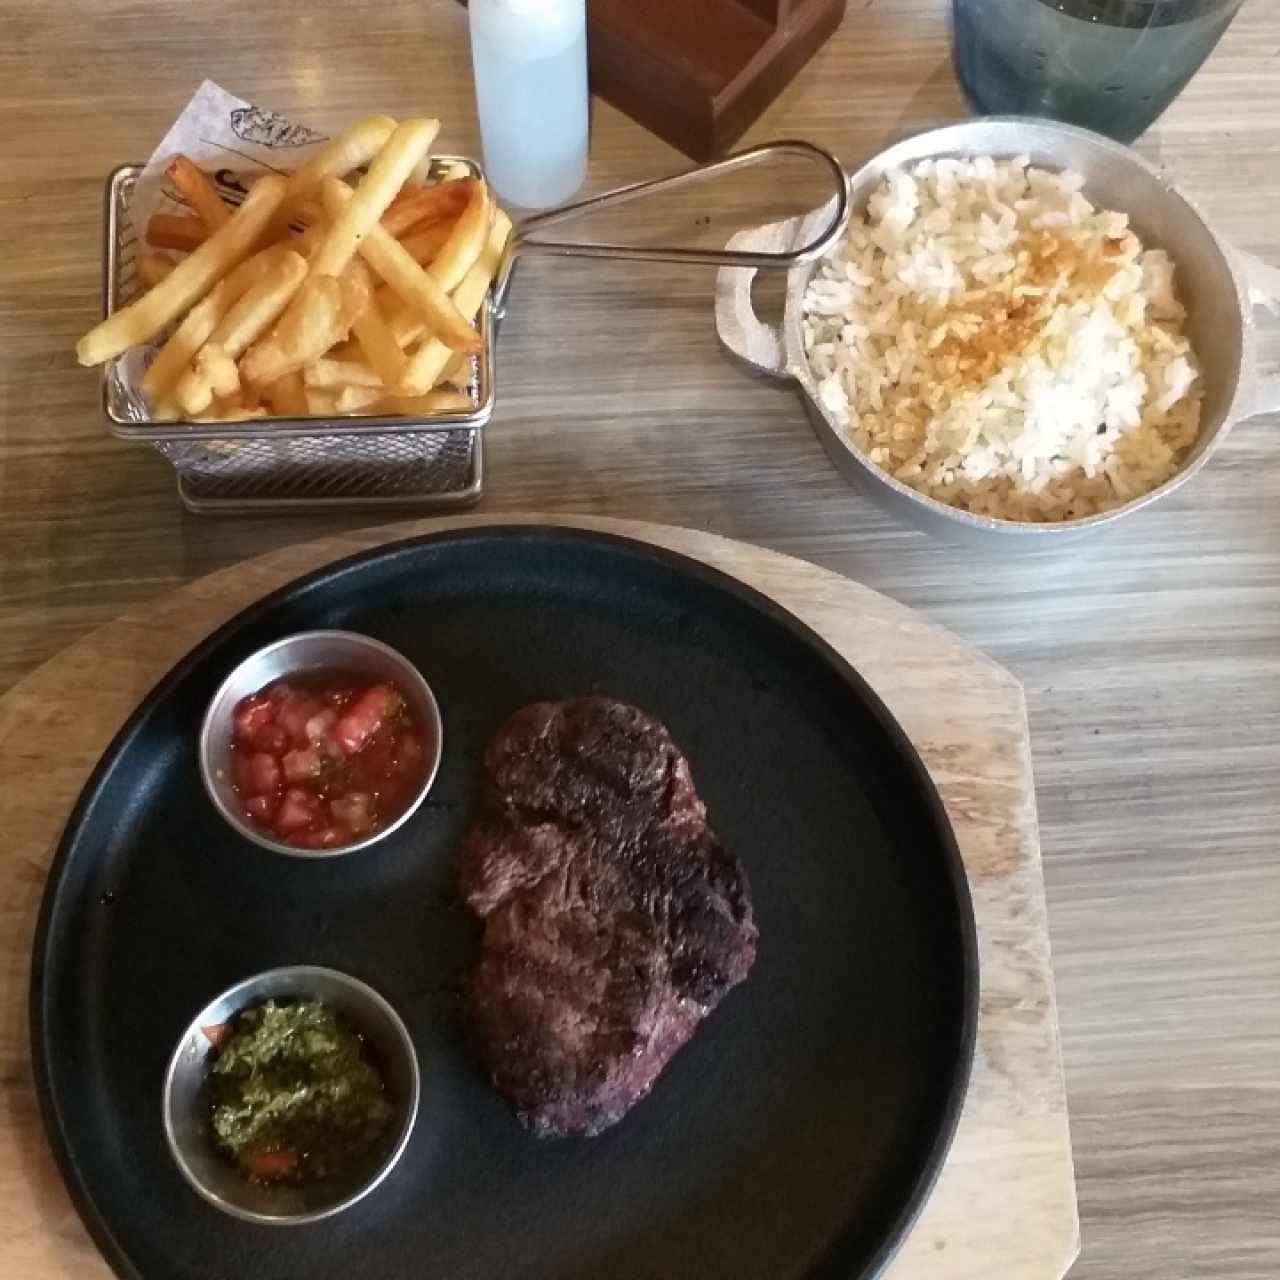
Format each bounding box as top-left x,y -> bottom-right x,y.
32,527 -> 976,1280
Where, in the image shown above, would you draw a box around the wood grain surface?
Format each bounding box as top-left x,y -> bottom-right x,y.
0,0 -> 1278,1276
0,515 -> 1077,1280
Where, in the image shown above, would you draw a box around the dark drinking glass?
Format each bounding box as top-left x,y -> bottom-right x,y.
952,0 -> 1245,142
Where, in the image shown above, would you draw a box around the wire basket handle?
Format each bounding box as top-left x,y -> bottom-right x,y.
492,140 -> 850,314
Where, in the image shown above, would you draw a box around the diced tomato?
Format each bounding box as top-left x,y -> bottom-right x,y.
227,671 -> 425,843
201,1022 -> 231,1048
243,793 -> 277,825
275,787 -> 321,835
282,746 -> 323,783
330,790 -> 374,835
276,694 -> 324,745
243,1149 -> 297,1180
304,707 -> 337,743
286,826 -> 344,850
330,684 -> 398,755
243,752 -> 282,795
232,694 -> 274,745
251,723 -> 290,755
230,750 -> 254,793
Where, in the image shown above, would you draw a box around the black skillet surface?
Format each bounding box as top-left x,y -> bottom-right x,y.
32,527 -> 977,1280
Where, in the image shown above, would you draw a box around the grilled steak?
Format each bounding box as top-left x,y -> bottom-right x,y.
459,697 -> 757,1137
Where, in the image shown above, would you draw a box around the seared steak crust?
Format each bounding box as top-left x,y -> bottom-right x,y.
459,698 -> 757,1137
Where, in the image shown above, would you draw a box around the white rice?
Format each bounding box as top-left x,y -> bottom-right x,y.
802,155 -> 1203,523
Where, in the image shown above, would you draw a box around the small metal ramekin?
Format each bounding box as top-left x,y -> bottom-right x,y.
199,630 -> 443,857
162,965 -> 420,1226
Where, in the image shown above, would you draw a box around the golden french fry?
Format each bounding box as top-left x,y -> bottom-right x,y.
441,350 -> 471,389
378,389 -> 474,415
381,178 -> 472,238
399,209 -> 510,393
288,223 -> 325,261
176,341 -> 240,416
321,178 -> 481,354
309,119 -> 441,278
78,175 -> 287,366
293,199 -> 326,228
208,250 -> 308,357
271,115 -> 398,231
137,252 -> 177,289
399,218 -> 455,267
198,343 -> 240,397
193,396 -> 267,422
333,383 -> 383,413
139,245 -> 288,403
263,370 -> 308,417
166,155 -> 230,230
302,358 -> 383,389
146,212 -> 208,252
351,301 -> 407,387
240,272 -> 367,387
428,180 -> 491,293
175,366 -> 213,416
151,396 -> 180,421
304,387 -> 340,416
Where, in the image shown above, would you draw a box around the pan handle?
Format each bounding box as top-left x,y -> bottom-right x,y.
1236,248 -> 1280,418
713,217 -> 809,380
492,140 -> 850,314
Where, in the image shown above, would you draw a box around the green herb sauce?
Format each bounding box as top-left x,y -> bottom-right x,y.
210,999 -> 394,1185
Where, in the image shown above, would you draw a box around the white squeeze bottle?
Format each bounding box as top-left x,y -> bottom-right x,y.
468,0 -> 589,210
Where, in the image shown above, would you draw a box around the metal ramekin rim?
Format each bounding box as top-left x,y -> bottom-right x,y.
198,630 -> 443,858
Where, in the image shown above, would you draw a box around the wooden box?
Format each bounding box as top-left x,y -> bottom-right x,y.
461,0 -> 849,160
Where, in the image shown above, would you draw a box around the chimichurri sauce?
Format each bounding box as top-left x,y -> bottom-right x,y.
210,999 -> 394,1185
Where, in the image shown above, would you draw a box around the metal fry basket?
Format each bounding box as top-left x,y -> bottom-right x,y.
99,142 -> 850,514
103,163 -> 489,514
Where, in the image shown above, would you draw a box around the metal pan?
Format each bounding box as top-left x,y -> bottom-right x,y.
716,117 -> 1280,543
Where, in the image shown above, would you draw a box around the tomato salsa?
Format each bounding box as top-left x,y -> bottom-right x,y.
228,671 -> 428,848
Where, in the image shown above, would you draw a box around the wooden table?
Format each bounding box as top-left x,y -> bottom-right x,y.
1,1 -> 1277,1276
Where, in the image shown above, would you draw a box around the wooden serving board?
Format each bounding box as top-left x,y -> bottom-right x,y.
0,515 -> 1078,1280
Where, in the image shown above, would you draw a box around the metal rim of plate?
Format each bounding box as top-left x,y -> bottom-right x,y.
101,164 -> 491,513
30,525 -> 978,1280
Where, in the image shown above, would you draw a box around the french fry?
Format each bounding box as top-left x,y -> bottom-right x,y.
208,250 -> 308,357
381,177 -> 472,238
176,342 -> 240,415
441,350 -> 472,389
174,367 -> 213,416
176,244 -> 303,409
290,222 -> 326,259
351,300 -> 407,387
378,389 -> 474,415
139,245 -> 288,403
399,209 -> 511,393
270,115 -> 398,235
263,370 -> 308,417
77,174 -> 287,366
321,178 -> 480,354
304,387 -> 340,416
239,271 -> 368,387
428,180 -> 491,293
146,213 -> 208,252
166,155 -> 230,230
302,358 -> 383,389
137,253 -> 177,289
333,383 -> 383,413
309,119 -> 440,277
399,218 -> 455,267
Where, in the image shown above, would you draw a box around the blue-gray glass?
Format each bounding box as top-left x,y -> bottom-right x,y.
952,0 -> 1244,142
